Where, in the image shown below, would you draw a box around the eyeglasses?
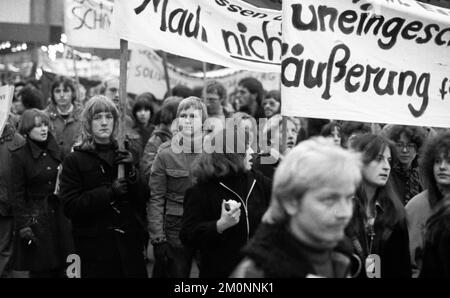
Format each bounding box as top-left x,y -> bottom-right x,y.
395,142 -> 416,150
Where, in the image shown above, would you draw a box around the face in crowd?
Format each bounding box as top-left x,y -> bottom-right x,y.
434,151 -> 450,189
104,79 -> 120,106
14,95 -> 25,115
236,85 -> 255,111
204,90 -> 223,117
136,108 -> 151,126
53,83 -> 73,108
262,97 -> 280,118
269,119 -> 299,153
362,146 -> 392,187
178,107 -> 203,137
394,133 -> 417,169
289,177 -> 356,250
331,126 -> 341,147
92,111 -> 114,144
28,116 -> 49,142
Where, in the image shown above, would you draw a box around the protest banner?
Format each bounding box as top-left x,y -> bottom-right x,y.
127,44 -> 280,99
281,0 -> 450,128
0,85 -> 14,136
64,0 -> 118,49
39,48 -> 120,80
111,0 -> 282,72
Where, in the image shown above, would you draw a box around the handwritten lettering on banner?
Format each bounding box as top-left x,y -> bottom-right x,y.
281,0 -> 450,128
111,0 -> 282,72
64,0 -> 118,49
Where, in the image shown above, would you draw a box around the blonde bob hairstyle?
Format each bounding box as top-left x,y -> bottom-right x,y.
263,137 -> 363,223
79,95 -> 119,149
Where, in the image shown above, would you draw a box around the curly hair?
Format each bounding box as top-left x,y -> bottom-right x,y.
419,132 -> 450,208
238,77 -> 264,105
385,125 -> 427,149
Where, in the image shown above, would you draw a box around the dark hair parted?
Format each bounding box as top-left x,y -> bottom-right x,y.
386,125 -> 427,149
238,77 -> 264,105
132,92 -> 156,122
351,133 -> 405,228
19,108 -> 50,135
419,132 -> 450,208
320,121 -> 341,137
193,127 -> 249,183
50,76 -> 77,105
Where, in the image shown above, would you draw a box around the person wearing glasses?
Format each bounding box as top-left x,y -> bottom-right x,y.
261,90 -> 280,119
384,125 -> 427,205
202,81 -> 230,138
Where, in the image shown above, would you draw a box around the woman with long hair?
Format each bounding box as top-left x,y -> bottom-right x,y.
180,125 -> 272,277
58,95 -> 147,277
347,133 -> 411,278
406,131 -> 450,277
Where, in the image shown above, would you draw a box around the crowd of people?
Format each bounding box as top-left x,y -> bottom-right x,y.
0,74 -> 450,278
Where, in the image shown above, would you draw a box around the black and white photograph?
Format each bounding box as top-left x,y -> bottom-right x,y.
0,0 -> 450,293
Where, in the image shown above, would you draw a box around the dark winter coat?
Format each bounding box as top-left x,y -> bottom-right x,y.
11,134 -> 71,271
0,124 -> 25,216
250,150 -> 281,180
180,170 -> 272,278
58,142 -> 148,278
346,197 -> 412,278
419,202 -> 450,278
231,222 -> 355,278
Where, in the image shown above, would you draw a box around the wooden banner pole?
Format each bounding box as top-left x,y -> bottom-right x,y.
118,39 -> 129,178
161,51 -> 171,97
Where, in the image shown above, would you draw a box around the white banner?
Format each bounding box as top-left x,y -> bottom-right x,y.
0,85 -> 14,136
111,0 -> 282,72
64,0 -> 118,49
282,0 -> 450,127
39,49 -> 120,80
127,45 -> 280,99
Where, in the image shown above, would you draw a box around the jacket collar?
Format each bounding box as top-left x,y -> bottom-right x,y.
27,133 -> 61,161
242,222 -> 351,278
46,103 -> 83,124
0,124 -> 14,141
74,140 -> 119,168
